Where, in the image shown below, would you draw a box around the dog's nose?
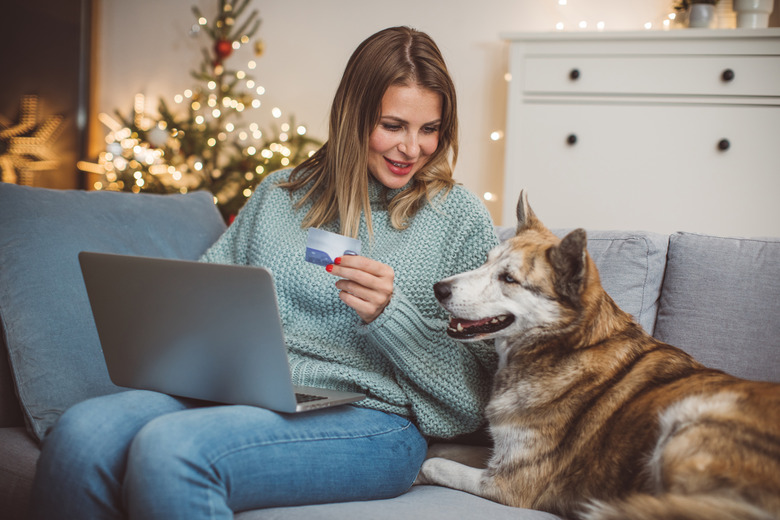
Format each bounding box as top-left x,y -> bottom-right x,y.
433,281 -> 451,303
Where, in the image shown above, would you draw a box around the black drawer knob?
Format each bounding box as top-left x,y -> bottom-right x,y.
566,134 -> 578,145
721,69 -> 735,82
718,139 -> 730,151
569,69 -> 580,81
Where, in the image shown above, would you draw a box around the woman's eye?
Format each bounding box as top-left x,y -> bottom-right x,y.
381,123 -> 401,132
422,126 -> 440,135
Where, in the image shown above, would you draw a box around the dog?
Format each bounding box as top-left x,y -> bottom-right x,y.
417,191 -> 780,520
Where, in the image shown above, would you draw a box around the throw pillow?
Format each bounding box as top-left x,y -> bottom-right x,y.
0,184 -> 226,441
653,232 -> 780,383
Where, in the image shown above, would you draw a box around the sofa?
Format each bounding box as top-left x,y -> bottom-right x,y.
1,182 -> 778,520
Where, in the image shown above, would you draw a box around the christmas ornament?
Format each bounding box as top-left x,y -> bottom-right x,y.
215,39 -> 233,60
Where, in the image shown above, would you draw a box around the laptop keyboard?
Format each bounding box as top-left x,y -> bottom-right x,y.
295,392 -> 327,404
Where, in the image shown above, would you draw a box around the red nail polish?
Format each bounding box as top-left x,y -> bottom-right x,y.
326,264 -> 334,273
334,257 -> 342,265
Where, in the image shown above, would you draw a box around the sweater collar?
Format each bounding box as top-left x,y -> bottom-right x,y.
368,175 -> 407,207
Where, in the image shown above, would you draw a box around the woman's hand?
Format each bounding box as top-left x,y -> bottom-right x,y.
326,255 -> 394,324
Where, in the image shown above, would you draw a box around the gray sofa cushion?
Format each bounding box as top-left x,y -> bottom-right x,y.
653,232 -> 780,383
0,427 -> 38,520
496,227 -> 669,334
239,485 -> 562,519
0,184 -> 226,441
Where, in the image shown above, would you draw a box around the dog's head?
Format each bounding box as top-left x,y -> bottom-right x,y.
434,191 -> 592,342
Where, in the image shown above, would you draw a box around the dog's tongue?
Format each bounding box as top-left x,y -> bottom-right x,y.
450,317 -> 495,330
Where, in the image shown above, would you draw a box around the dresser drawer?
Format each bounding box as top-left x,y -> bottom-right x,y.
523,56 -> 780,97
502,102 -> 780,235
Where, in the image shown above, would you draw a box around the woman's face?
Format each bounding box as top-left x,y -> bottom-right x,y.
367,84 -> 442,190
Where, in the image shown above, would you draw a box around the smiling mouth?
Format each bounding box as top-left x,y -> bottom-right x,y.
384,157 -> 413,174
446,314 -> 515,339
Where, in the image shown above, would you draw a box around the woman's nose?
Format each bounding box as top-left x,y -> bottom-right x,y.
398,133 -> 419,158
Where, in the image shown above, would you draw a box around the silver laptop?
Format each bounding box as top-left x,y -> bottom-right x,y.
78,251 -> 365,413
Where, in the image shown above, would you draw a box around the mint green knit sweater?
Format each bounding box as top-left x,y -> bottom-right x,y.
200,168 -> 499,438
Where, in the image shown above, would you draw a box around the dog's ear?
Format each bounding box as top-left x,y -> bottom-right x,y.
516,190 -> 542,235
549,228 -> 588,305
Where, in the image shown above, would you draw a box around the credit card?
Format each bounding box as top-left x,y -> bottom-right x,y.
305,228 -> 362,267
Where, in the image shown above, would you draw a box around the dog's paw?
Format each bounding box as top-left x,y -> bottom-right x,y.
413,469 -> 430,486
413,457 -> 442,486
414,457 -> 488,496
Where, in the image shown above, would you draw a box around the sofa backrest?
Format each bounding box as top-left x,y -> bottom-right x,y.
2,191 -> 777,438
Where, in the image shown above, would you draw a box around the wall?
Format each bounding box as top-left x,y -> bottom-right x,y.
97,0 -> 703,222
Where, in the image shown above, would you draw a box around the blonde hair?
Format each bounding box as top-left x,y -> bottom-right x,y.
280,26 -> 458,238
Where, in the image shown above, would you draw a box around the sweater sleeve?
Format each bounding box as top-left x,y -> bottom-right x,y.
358,195 -> 500,438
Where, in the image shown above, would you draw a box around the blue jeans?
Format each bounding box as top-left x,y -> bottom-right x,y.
30,390 -> 427,519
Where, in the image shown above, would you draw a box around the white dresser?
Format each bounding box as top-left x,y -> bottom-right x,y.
500,29 -> 780,237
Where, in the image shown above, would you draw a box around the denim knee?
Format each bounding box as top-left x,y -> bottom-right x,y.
126,414 -> 202,475
41,398 -> 119,470
31,398 -> 129,520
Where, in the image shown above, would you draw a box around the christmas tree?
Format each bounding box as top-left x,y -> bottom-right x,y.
81,0 -> 321,221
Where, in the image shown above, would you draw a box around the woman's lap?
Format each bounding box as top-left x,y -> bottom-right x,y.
32,390 -> 426,519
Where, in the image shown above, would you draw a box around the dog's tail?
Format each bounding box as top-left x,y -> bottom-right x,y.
580,492 -> 775,520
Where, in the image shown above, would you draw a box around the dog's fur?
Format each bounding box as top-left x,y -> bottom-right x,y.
417,192 -> 780,520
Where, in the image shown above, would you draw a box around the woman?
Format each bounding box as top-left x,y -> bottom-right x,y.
31,26 -> 499,518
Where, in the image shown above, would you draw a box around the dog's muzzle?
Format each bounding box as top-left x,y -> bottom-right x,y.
433,281 -> 515,339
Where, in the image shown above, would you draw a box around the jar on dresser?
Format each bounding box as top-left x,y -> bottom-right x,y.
500,29 -> 780,237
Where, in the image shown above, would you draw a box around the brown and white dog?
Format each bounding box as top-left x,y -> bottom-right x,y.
418,192 -> 780,520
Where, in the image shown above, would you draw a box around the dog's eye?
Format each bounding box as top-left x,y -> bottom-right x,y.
499,272 -> 518,284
